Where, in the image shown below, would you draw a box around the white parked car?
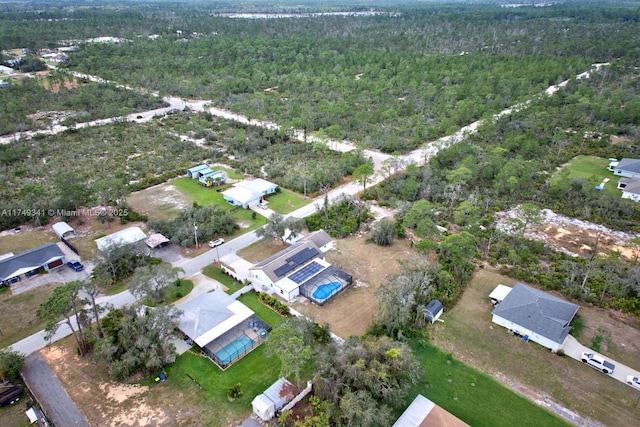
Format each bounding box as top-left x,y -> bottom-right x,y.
208,238 -> 225,248
626,375 -> 640,390
581,352 -> 615,374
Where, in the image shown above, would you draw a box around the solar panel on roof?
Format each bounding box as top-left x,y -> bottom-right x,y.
289,261 -> 325,284
273,247 -> 320,277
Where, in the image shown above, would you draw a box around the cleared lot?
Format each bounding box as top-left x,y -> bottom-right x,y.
431,269 -> 640,427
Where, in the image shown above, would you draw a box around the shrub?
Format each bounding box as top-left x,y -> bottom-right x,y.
227,383 -> 243,400
258,292 -> 291,316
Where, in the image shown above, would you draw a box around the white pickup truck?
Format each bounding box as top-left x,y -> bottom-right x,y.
581,352 -> 615,374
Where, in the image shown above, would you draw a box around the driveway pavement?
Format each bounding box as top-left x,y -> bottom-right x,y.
562,335 -> 640,389
22,352 -> 90,427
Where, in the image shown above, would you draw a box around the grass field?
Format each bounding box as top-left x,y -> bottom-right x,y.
202,265 -> 244,294
431,269 -> 640,427
406,342 -> 569,427
236,238 -> 287,264
551,155 -> 621,197
171,177 -> 268,234
164,345 -> 283,424
172,177 -> 234,207
237,291 -> 287,328
264,188 -> 312,214
0,283 -> 59,348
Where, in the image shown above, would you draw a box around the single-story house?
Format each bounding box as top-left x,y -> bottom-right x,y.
617,178 -> 640,202
0,243 -> 66,286
0,65 -> 14,74
491,283 -> 579,352
95,226 -> 147,252
235,178 -> 279,196
198,169 -> 228,186
177,290 -> 270,369
222,178 -> 278,209
249,230 -> 352,304
393,394 -> 469,427
609,158 -> 640,178
222,186 -> 262,208
186,164 -> 210,179
52,221 -> 76,239
251,377 -> 297,421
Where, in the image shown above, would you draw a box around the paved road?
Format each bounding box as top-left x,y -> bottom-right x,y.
22,352 -> 90,427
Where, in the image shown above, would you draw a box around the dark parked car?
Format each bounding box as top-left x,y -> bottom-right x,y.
67,260 -> 84,272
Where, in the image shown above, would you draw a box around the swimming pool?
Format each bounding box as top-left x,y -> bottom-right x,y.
214,335 -> 255,366
313,282 -> 341,301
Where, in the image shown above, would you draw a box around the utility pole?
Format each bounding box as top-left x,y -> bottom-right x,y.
193,223 -> 198,249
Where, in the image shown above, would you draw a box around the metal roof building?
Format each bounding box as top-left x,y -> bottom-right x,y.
95,226 -> 147,252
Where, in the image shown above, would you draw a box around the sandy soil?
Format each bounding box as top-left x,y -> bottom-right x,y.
497,207 -> 638,260
128,181 -> 193,220
42,343 -> 185,427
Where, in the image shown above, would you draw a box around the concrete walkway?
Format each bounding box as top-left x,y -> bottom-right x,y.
562,335 -> 640,388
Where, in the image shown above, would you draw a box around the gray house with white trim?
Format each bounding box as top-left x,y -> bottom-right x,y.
610,158 -> 640,178
491,283 -> 579,351
0,243 -> 66,286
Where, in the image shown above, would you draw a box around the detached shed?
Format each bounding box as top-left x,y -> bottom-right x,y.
187,164 -> 209,179
489,284 -> 512,306
252,377 -> 296,421
52,222 -> 75,239
423,299 -> 443,324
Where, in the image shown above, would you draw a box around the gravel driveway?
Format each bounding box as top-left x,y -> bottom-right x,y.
21,352 -> 90,427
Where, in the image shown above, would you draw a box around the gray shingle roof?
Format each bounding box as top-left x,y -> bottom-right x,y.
0,243 -> 65,281
178,291 -> 236,340
616,158 -> 640,174
491,283 -> 578,344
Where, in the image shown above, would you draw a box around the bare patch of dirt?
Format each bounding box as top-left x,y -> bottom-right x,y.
128,181 -> 193,220
41,75 -> 79,92
497,207 -> 637,260
42,340 -> 191,427
292,234 -> 413,338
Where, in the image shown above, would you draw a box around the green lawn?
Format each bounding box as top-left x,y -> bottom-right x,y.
407,342 -> 570,427
160,291 -> 287,424
148,279 -> 194,306
172,177 -> 235,208
172,177 -> 268,234
202,265 -> 244,294
551,155 -> 621,197
264,188 -> 313,214
237,291 -> 287,328
164,344 -> 282,424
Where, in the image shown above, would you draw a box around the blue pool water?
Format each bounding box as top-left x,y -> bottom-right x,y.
313,282 -> 341,301
214,335 -> 255,366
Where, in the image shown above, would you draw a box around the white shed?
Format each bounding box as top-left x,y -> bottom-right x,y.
251,377 -> 296,421
95,226 -> 147,252
52,221 -> 75,239
489,284 -> 512,305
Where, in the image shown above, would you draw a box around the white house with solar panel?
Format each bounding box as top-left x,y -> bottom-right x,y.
249,230 -> 352,305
